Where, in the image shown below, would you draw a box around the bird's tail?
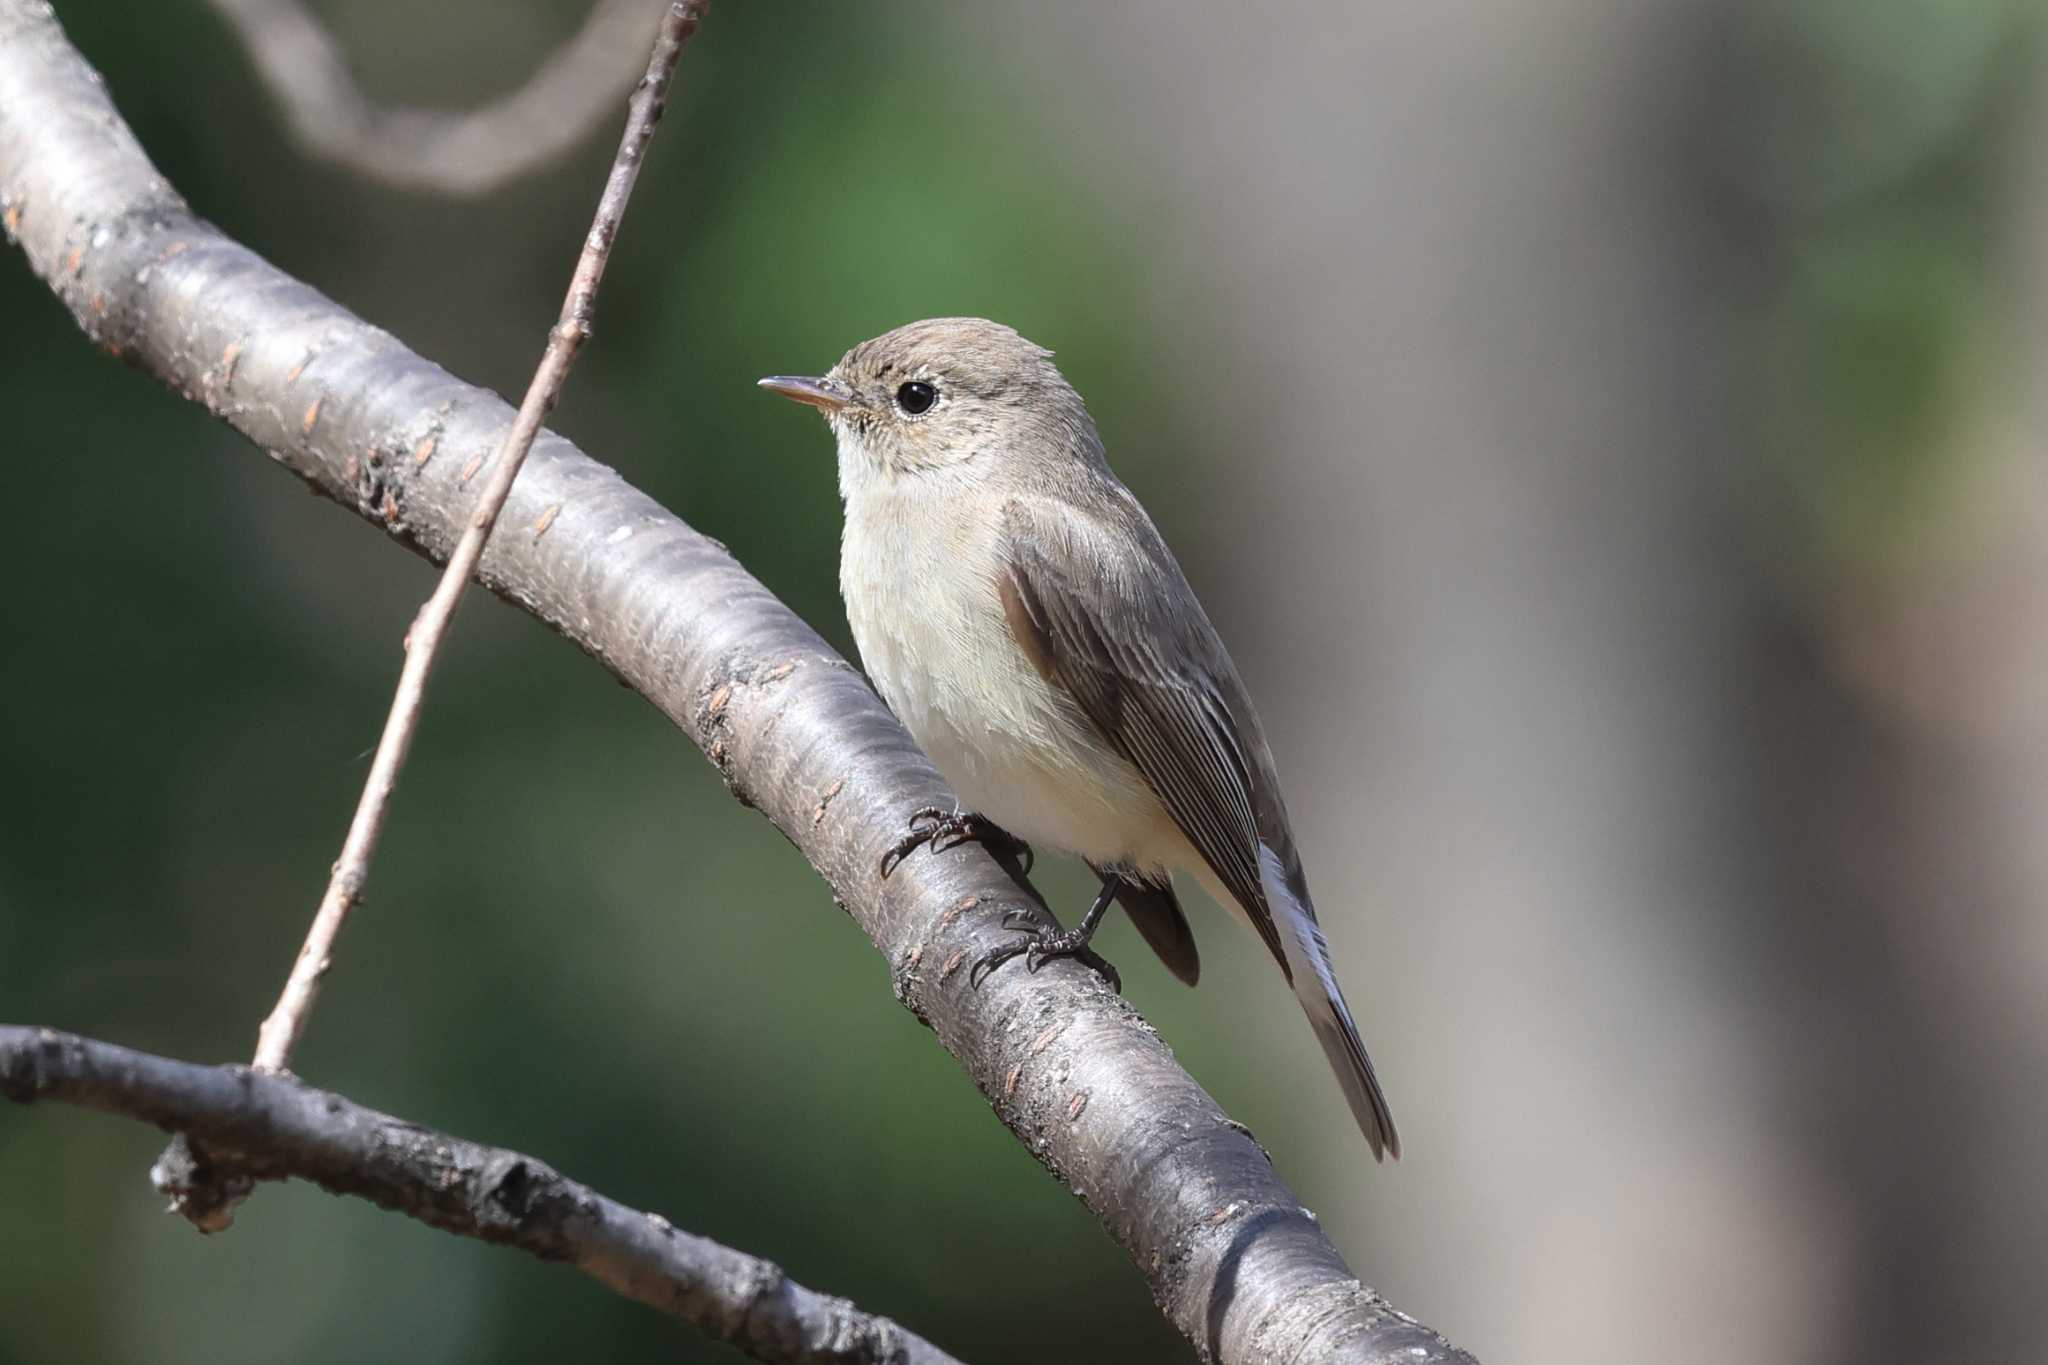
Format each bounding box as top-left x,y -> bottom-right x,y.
1260,846 -> 1400,1160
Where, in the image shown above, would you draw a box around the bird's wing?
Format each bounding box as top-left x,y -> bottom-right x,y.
998,493 -> 1399,1159
998,496 -> 1286,968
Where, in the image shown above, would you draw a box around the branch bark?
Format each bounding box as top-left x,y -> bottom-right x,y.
0,1027 -> 961,1365
205,0 -> 670,196
0,4 -> 1476,1361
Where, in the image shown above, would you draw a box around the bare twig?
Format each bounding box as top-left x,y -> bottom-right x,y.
0,1027 -> 962,1365
251,0 -> 708,1078
0,4 -> 1477,1359
206,0 -> 670,196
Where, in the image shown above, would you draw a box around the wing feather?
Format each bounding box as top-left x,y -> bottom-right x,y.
999,495 -> 1400,1159
1000,509 -> 1286,969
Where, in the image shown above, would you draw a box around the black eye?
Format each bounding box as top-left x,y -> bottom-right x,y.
895,381 -> 937,415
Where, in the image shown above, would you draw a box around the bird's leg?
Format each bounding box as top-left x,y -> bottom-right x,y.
878,805 -> 1034,878
970,873 -> 1123,993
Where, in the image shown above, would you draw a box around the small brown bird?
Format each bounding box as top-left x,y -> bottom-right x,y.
761,318 -> 1398,1158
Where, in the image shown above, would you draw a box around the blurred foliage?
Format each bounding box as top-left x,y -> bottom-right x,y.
1721,0 -> 2037,581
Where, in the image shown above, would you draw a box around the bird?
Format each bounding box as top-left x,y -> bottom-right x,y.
759,318 -> 1398,1158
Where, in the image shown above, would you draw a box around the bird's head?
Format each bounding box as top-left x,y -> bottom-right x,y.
760,317 -> 1101,494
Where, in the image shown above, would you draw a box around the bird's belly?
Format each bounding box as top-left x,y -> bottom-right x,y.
844,510 -> 1169,872
916,714 -> 1157,866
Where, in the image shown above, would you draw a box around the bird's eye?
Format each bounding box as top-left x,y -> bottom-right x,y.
895,381 -> 937,415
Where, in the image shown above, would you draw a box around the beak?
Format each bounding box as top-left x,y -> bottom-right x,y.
757,374 -> 855,412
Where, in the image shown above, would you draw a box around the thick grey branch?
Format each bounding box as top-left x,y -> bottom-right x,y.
0,4 -> 1475,1361
0,1027 -> 960,1365
205,0 -> 669,195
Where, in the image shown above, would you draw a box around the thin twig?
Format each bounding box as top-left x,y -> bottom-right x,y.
251,0 -> 709,1077
206,0 -> 670,196
0,1027 -> 961,1365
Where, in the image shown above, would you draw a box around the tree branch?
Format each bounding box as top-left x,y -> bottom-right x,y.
205,0 -> 670,196
0,4 -> 1476,1361
0,1027 -> 962,1365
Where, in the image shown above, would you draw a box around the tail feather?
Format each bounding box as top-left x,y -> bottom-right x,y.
1096,865 -> 1201,987
1260,846 -> 1400,1160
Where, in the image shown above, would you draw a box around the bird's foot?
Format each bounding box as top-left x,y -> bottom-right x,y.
969,908 -> 1121,994
878,806 -> 1034,878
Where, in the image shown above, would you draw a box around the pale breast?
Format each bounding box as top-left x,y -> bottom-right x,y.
840,485 -> 1170,870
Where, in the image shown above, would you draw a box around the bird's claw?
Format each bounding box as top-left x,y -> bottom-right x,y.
969,911 -> 1121,994
878,806 -> 1034,878
878,806 -> 948,879
967,938 -> 1027,990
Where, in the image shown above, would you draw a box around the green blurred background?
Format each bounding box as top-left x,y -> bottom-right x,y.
5,3 -> 2047,1363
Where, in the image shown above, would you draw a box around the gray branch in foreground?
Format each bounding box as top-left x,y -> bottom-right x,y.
0,1027 -> 961,1365
0,3 -> 1476,1361
205,0 -> 670,195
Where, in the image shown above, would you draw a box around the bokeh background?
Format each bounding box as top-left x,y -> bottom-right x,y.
5,2 -> 2047,1362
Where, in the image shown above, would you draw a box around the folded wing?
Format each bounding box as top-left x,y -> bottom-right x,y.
997,495 -> 1399,1159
